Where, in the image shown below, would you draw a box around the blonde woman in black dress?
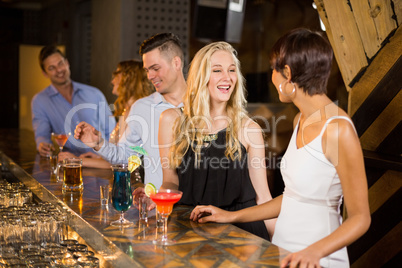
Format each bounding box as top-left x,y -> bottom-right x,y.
158,41 -> 276,240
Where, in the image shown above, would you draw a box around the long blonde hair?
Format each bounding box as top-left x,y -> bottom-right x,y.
113,60 -> 154,116
170,42 -> 248,168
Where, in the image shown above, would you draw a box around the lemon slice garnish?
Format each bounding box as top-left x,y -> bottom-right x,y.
128,155 -> 141,173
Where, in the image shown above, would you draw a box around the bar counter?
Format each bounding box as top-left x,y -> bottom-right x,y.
0,129 -> 288,267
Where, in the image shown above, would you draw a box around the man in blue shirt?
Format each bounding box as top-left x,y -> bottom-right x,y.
32,45 -> 115,157
74,33 -> 187,189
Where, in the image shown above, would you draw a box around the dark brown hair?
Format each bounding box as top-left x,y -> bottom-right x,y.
270,28 -> 333,95
39,45 -> 65,72
139,33 -> 184,66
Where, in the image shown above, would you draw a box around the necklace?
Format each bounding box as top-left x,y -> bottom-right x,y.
202,133 -> 218,142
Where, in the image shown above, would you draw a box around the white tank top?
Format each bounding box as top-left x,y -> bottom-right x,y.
273,116 -> 355,268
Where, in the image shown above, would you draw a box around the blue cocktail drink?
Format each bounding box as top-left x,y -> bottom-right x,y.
112,170 -> 132,211
110,164 -> 133,227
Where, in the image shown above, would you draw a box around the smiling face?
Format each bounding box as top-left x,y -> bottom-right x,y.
142,49 -> 179,95
42,52 -> 71,86
207,50 -> 237,105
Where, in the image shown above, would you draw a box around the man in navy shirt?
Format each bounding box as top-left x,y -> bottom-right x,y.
31,45 -> 115,157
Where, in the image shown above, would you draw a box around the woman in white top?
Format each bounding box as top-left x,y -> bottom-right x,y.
59,60 -> 154,168
190,28 -> 370,268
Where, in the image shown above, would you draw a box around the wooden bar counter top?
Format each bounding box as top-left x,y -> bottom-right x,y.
0,129 -> 288,267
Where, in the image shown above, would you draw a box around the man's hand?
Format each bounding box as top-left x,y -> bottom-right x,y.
74,122 -> 103,150
38,142 -> 54,157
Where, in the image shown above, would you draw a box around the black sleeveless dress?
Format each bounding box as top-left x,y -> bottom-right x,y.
177,129 -> 270,240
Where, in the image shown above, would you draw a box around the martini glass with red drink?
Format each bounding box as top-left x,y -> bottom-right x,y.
149,189 -> 182,245
51,132 -> 71,153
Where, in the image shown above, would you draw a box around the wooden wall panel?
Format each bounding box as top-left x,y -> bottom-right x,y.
376,121 -> 402,155
368,170 -> 402,213
314,0 -> 368,89
351,56 -> 401,137
394,0 -> 402,25
352,223 -> 402,267
370,0 -> 398,41
360,93 -> 402,150
349,0 -> 397,59
349,25 -> 402,116
349,0 -> 379,58
349,188 -> 401,266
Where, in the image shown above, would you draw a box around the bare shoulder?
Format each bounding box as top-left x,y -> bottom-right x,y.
241,116 -> 262,131
160,108 -> 182,123
328,106 -> 354,133
329,117 -> 356,135
240,116 -> 264,149
326,116 -> 358,146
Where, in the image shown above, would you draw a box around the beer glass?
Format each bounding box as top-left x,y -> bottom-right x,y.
62,158 -> 83,192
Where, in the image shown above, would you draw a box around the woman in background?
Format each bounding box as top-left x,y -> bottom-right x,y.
158,41 -> 276,240
190,28 -> 370,268
59,60 -> 154,168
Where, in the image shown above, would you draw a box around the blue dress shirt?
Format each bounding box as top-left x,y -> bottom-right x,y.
31,81 -> 116,156
97,92 -> 183,189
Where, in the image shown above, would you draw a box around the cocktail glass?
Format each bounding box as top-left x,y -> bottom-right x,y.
149,189 -> 182,245
110,164 -> 133,227
51,132 -> 71,153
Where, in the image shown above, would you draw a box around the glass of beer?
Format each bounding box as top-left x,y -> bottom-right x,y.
62,158 -> 83,192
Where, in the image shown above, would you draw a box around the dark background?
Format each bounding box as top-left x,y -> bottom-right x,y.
0,0 -> 346,129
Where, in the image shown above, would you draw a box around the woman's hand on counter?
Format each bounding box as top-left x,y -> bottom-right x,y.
190,205 -> 234,223
280,247 -> 323,268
